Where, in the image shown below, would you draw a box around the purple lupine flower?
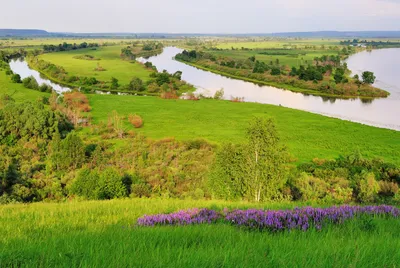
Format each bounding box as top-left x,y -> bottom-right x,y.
136,205 -> 400,232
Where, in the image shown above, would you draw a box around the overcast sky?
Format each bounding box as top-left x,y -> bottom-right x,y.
2,0 -> 400,33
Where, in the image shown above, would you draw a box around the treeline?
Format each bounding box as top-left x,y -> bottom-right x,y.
43,42 -> 99,53
0,99 -> 399,204
175,50 -> 388,98
340,39 -> 400,47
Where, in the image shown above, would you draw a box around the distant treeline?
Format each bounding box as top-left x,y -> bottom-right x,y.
43,42 -> 99,53
340,39 -> 400,47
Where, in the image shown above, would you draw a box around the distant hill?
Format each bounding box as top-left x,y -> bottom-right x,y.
0,29 -> 50,37
1,29 -> 400,38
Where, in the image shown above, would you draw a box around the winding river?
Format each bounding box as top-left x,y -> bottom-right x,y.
9,47 -> 400,131
139,47 -> 400,131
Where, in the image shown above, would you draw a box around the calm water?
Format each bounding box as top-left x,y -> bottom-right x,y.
138,47 -> 400,131
9,59 -> 71,94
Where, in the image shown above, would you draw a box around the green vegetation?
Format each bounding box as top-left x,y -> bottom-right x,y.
88,94 -> 400,165
1,199 -> 400,267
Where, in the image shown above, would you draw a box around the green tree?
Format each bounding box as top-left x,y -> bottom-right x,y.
362,71 -> 376,84
11,74 -> 22,83
128,77 -> 145,91
244,118 -> 290,201
60,131 -> 85,170
110,77 -> 119,89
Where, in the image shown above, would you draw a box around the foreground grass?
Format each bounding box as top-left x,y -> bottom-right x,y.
1,199 -> 400,267
88,94 -> 400,164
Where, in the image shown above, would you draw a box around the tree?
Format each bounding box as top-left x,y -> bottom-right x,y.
210,118 -> 290,202
59,131 -> 85,170
110,77 -> 119,89
244,118 -> 290,201
128,77 -> 145,91
11,74 -> 21,83
362,71 -> 376,84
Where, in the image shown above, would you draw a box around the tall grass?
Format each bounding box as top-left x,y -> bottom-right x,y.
1,199 -> 400,267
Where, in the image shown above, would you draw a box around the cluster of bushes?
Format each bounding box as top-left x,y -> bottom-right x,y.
43,42 -> 99,53
0,102 -> 398,205
175,50 -> 387,98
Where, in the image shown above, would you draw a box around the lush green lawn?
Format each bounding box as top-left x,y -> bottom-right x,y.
38,46 -> 153,84
0,70 -> 49,102
88,94 -> 400,164
1,199 -> 399,267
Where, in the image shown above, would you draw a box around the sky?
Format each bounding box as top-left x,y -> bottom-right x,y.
2,0 -> 400,33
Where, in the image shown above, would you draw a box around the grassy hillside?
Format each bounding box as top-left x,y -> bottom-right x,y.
88,94 -> 400,164
1,199 -> 399,267
38,46 -> 153,84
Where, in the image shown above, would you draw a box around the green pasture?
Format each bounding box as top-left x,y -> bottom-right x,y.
88,94 -> 400,164
215,39 -> 342,49
38,46 -> 153,84
1,199 -> 400,267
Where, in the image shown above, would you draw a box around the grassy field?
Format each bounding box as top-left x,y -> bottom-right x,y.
88,94 -> 400,164
210,49 -> 340,68
1,199 -> 400,267
37,46 -> 153,84
215,39 -> 342,49
0,69 -> 49,101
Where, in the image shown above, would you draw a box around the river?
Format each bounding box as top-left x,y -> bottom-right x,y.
139,47 -> 400,131
9,58 -> 71,94
9,48 -> 400,131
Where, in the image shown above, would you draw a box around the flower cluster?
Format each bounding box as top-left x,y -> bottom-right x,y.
137,208 -> 221,226
136,205 -> 400,231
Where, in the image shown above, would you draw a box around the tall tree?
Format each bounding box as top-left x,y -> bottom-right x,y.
243,118 -> 290,201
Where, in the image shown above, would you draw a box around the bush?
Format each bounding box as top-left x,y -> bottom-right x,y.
22,76 -> 39,90
128,114 -> 143,128
378,181 -> 399,197
293,173 -> 329,201
39,84 -> 53,93
129,77 -> 145,91
358,173 -> 380,203
213,88 -> 224,100
11,74 -> 22,83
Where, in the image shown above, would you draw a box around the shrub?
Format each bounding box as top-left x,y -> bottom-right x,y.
294,173 -> 329,201
358,173 -> 380,203
213,88 -> 224,100
378,181 -> 399,197
22,76 -> 39,90
39,84 -> 53,93
160,91 -> 179,99
11,74 -> 22,83
128,114 -> 143,128
128,77 -> 145,91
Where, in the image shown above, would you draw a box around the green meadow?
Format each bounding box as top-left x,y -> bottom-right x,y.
210,49 -> 341,68
215,39 -> 342,49
38,46 -> 153,84
1,199 -> 400,267
87,94 -> 400,165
